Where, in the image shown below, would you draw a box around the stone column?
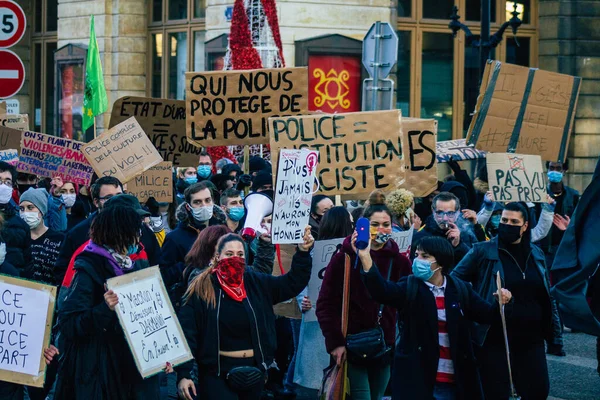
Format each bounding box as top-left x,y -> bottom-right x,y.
539,0 -> 600,193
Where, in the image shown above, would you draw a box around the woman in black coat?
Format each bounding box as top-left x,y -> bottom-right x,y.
55,206 -> 169,400
176,229 -> 314,400
360,236 -> 512,400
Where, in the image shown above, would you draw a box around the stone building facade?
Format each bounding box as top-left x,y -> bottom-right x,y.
6,0 -> 600,192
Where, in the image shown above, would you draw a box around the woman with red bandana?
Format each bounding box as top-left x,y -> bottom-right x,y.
176,229 -> 314,400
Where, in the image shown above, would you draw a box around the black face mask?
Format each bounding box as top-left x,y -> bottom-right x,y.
18,184 -> 37,194
313,214 -> 322,224
497,223 -> 523,244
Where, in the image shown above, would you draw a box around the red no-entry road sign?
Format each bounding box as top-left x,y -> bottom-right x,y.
0,1 -> 26,48
0,49 -> 25,99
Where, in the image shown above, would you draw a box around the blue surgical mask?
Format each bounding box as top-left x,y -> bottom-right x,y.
197,165 -> 212,179
548,171 -> 563,184
490,214 -> 502,229
412,258 -> 441,282
184,177 -> 198,185
228,207 -> 245,222
127,244 -> 138,256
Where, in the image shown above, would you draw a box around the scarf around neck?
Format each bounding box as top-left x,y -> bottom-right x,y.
212,256 -> 247,301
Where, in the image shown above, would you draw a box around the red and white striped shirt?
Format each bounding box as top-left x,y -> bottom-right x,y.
425,277 -> 455,384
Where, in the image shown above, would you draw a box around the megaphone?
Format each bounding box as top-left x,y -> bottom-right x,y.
242,191 -> 274,241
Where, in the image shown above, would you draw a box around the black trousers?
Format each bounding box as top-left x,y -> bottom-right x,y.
198,356 -> 264,400
477,341 -> 549,400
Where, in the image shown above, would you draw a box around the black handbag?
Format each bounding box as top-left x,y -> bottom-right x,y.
345,259 -> 393,365
226,366 -> 264,391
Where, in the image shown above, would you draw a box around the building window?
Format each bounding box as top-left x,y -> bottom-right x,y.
397,0 -> 537,139
31,0 -> 58,134
149,0 -> 206,99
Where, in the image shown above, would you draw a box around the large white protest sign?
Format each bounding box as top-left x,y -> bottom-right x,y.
0,276 -> 56,387
486,152 -> 546,203
305,228 -> 414,322
106,266 -> 193,378
272,149 -> 319,244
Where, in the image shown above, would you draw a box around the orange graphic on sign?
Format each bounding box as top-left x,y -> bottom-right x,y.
313,68 -> 351,110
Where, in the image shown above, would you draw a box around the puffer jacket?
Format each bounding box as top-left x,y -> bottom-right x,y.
0,201 -> 31,270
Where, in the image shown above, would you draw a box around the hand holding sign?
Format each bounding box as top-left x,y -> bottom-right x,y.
297,226 -> 314,252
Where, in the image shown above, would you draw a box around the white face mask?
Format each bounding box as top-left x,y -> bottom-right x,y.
191,205 -> 213,222
0,243 -> 5,265
0,185 -> 13,204
149,216 -> 164,232
20,211 -> 42,229
63,194 -> 76,208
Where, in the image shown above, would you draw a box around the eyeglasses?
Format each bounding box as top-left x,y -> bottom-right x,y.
0,179 -> 13,187
433,210 -> 459,219
98,194 -> 117,202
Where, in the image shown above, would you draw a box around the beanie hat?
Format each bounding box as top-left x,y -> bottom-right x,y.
249,156 -> 269,174
20,188 -> 49,216
251,170 -> 273,192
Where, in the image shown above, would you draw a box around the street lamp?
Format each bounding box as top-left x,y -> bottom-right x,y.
449,2 -> 523,81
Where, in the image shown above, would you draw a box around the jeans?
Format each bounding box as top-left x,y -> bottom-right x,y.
433,382 -> 457,400
284,318 -> 302,391
346,362 -> 391,400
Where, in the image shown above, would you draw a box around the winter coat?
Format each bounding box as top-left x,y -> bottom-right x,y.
315,236 -> 411,353
176,249 -> 312,380
362,268 -> 505,400
411,215 -> 472,265
54,250 -> 150,400
0,201 -> 31,270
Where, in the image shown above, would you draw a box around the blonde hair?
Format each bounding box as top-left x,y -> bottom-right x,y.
177,167 -> 195,178
386,189 -> 414,218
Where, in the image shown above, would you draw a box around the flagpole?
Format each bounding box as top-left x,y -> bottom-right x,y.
93,116 -> 97,139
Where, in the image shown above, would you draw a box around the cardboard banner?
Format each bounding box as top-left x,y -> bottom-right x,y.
84,117 -> 164,183
487,152 -> 546,203
0,275 -> 56,387
0,114 -> 29,131
106,266 -> 193,378
186,67 -> 309,147
272,149 -> 319,244
437,139 -> 487,163
0,125 -> 24,166
269,111 -> 438,197
0,102 -> 6,114
125,161 -> 173,203
109,97 -> 203,167
467,60 -> 581,162
18,131 -> 94,185
304,228 -> 414,323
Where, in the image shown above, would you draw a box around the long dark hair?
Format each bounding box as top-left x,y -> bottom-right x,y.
185,233 -> 246,308
90,206 -> 141,253
319,206 -> 353,240
185,225 -> 231,269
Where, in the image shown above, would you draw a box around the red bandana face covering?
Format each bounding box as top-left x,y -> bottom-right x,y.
213,256 -> 247,301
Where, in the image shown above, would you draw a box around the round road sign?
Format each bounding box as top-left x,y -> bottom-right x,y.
0,49 -> 25,99
0,0 -> 26,48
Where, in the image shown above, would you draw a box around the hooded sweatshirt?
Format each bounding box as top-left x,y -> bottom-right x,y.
316,236 -> 411,353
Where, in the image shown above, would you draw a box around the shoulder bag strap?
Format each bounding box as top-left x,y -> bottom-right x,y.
376,259 -> 394,324
341,254 -> 351,338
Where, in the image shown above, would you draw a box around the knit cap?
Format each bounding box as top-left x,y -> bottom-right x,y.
20,188 -> 48,216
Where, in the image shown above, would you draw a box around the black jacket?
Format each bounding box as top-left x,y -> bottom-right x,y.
452,236 -> 557,346
362,268 -> 504,400
0,201 -> 31,270
176,250 -> 312,380
55,251 -> 149,400
54,213 -> 160,285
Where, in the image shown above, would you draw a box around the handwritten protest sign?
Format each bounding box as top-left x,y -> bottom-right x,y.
186,67 -> 308,147
18,131 -> 94,185
126,162 -> 173,203
467,61 -> 581,162
437,139 -> 487,163
269,111 -> 438,197
0,275 -> 56,387
106,266 -> 193,378
487,152 -> 546,203
305,228 -> 414,322
84,117 -> 163,183
272,149 -> 319,244
0,114 -> 29,131
0,102 -> 5,114
0,125 -> 23,165
109,97 -> 202,167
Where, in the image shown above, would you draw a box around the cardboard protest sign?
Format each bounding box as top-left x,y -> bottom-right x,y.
0,125 -> 23,165
467,60 -> 581,162
486,152 -> 546,203
109,97 -> 203,167
186,67 -> 308,147
0,114 -> 29,131
0,102 -> 5,114
126,161 -> 173,203
437,139 -> 487,163
269,111 -> 438,197
18,131 -> 94,185
84,117 -> 163,183
0,275 -> 56,387
305,228 -> 414,323
106,266 -> 193,378
272,149 -> 319,244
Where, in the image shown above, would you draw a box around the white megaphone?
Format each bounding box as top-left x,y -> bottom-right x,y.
242,191 -> 274,241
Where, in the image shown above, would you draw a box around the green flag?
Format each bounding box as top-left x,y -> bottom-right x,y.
82,15 -> 108,132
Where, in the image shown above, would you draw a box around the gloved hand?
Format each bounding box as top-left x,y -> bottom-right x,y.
236,174 -> 252,190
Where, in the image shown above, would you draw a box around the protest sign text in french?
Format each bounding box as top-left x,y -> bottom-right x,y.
487,152 -> 546,203
126,161 -> 173,203
0,114 -> 29,131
